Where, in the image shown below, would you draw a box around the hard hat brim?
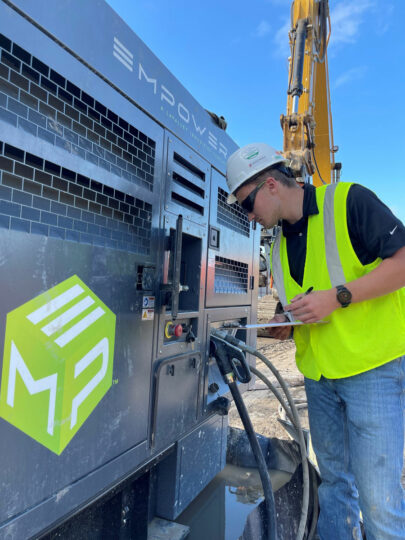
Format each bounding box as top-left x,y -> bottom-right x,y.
226,143 -> 288,206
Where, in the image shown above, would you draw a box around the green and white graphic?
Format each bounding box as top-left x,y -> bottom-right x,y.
0,275 -> 116,455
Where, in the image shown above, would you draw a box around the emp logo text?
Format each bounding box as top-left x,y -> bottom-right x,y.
0,276 -> 116,454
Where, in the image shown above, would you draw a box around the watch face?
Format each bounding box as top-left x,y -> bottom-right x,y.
337,286 -> 352,306
338,290 -> 351,303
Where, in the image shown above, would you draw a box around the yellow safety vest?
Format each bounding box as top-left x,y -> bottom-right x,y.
270,182 -> 405,380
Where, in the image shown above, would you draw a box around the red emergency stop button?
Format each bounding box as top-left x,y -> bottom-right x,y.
174,324 -> 183,337
165,321 -> 183,339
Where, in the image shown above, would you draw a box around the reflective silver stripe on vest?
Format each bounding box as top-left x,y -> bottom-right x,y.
272,184 -> 345,317
323,183 -> 346,286
272,230 -> 294,321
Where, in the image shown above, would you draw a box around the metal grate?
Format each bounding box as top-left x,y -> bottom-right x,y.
214,256 -> 248,294
0,34 -> 155,191
217,187 -> 250,237
0,142 -> 152,254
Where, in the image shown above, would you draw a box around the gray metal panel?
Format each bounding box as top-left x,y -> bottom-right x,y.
151,354 -> 202,451
0,234 -> 155,526
206,169 -> 254,307
177,416 -> 227,512
155,415 -> 227,520
3,0 -> 238,173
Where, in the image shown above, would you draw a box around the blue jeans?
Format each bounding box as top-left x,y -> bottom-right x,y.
305,357 -> 405,540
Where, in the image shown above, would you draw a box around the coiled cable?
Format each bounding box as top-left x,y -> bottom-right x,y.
212,329 -> 310,540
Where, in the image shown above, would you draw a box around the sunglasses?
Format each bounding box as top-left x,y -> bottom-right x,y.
240,180 -> 266,213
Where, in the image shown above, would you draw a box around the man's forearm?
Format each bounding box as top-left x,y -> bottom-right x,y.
285,246 -> 405,323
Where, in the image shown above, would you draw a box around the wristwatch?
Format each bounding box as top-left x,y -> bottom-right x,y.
336,285 -> 352,308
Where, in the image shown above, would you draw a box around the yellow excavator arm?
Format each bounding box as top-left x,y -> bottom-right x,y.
281,0 -> 341,186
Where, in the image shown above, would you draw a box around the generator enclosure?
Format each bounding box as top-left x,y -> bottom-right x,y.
0,1 -> 260,537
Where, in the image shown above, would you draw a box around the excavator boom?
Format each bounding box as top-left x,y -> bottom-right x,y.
282,0 -> 340,185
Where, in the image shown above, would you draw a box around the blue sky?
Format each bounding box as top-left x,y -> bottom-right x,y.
106,0 -> 405,223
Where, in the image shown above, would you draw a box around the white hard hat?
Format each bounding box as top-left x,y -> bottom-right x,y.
226,143 -> 288,204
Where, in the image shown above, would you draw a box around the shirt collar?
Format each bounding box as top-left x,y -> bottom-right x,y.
281,183 -> 319,236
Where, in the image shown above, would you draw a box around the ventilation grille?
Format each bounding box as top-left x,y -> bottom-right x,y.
214,256 -> 249,294
0,142 -> 152,254
170,152 -> 205,215
217,187 -> 250,237
0,34 -> 155,191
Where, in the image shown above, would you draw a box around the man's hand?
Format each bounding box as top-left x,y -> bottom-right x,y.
284,289 -> 339,323
266,313 -> 292,340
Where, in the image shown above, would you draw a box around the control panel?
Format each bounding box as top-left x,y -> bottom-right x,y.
163,318 -> 198,345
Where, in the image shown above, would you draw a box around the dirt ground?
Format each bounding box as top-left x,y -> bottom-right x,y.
228,293 -> 405,487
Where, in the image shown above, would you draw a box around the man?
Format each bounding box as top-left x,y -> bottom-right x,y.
226,142 -> 405,540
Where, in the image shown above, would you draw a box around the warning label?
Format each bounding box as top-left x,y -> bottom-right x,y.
142,308 -> 154,321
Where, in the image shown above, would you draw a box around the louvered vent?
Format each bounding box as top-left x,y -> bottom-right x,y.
170,152 -> 205,215
0,142 -> 152,254
0,34 -> 155,191
217,187 -> 250,237
214,256 -> 248,294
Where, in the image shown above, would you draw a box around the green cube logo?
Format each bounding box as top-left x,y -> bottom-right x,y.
0,275 -> 116,455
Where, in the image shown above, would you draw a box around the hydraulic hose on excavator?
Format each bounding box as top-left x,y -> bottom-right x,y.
210,328 -> 316,540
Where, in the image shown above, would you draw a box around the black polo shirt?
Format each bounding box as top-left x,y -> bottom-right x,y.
281,184 -> 405,286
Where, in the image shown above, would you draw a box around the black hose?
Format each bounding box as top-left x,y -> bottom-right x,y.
315,0 -> 328,62
250,365 -> 295,426
219,333 -> 310,540
251,363 -> 319,540
306,122 -> 327,185
246,348 -> 309,540
290,18 -> 307,99
307,466 -> 319,540
228,379 -> 278,540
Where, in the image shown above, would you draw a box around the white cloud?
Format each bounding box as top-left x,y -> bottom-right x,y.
272,18 -> 291,57
255,20 -> 271,38
333,66 -> 367,88
330,0 -> 374,46
271,1 -> 376,60
375,3 -> 394,36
